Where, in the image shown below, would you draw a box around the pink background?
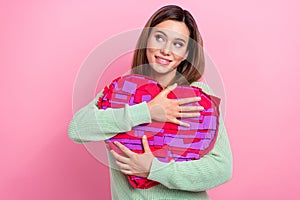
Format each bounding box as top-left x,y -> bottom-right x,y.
1,0 -> 299,199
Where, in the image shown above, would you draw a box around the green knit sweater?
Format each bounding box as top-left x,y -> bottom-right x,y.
68,81 -> 232,200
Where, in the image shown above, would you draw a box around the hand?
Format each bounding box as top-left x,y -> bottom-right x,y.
147,83 -> 204,127
110,135 -> 154,178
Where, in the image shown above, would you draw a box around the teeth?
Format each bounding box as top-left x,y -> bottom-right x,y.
156,56 -> 170,63
158,57 -> 168,63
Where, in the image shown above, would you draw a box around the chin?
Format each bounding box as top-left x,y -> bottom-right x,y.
150,63 -> 174,74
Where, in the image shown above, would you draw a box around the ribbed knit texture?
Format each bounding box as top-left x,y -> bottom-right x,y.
68,81 -> 232,200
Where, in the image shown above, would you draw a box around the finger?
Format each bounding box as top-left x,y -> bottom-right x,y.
180,106 -> 204,112
115,160 -> 131,170
177,112 -> 201,118
170,118 -> 190,127
110,150 -> 130,163
114,141 -> 134,157
120,169 -> 133,175
142,135 -> 151,153
178,97 -> 201,105
114,141 -> 134,156
162,83 -> 177,96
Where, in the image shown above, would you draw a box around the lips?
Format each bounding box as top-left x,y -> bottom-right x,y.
155,55 -> 172,65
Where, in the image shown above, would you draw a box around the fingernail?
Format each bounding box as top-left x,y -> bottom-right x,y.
199,106 -> 204,110
197,97 -> 201,101
143,135 -> 147,139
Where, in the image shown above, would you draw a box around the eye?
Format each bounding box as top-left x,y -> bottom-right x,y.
174,41 -> 184,48
155,34 -> 165,42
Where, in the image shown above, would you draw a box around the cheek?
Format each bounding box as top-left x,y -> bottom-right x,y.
172,54 -> 185,63
146,48 -> 156,61
173,46 -> 189,60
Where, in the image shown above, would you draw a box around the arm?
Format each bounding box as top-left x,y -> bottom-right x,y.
68,89 -> 152,144
147,82 -> 233,192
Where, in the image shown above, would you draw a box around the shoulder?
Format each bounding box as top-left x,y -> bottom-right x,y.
190,81 -> 215,96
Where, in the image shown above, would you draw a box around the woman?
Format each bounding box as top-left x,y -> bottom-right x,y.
69,5 -> 232,200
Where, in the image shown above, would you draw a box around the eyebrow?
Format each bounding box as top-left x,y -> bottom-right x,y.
154,30 -> 187,43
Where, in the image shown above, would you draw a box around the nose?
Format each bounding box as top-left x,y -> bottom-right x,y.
161,42 -> 171,55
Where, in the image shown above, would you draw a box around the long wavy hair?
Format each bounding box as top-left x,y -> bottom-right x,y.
131,5 -> 205,86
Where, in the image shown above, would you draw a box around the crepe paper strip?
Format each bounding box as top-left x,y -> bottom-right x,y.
97,74 -> 220,189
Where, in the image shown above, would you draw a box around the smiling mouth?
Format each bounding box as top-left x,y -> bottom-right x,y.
155,56 -> 172,65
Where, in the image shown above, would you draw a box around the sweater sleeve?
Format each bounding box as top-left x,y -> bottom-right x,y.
68,89 -> 152,144
147,82 -> 233,192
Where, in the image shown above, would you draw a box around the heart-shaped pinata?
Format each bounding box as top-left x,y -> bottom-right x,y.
97,74 -> 221,189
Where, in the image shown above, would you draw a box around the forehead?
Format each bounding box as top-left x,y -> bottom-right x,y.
152,20 -> 190,39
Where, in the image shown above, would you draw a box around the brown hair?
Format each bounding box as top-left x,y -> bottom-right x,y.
131,5 -> 205,86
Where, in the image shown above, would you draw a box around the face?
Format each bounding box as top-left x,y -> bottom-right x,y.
146,20 -> 190,80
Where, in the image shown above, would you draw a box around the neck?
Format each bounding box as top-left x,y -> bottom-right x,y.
150,70 -> 176,88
